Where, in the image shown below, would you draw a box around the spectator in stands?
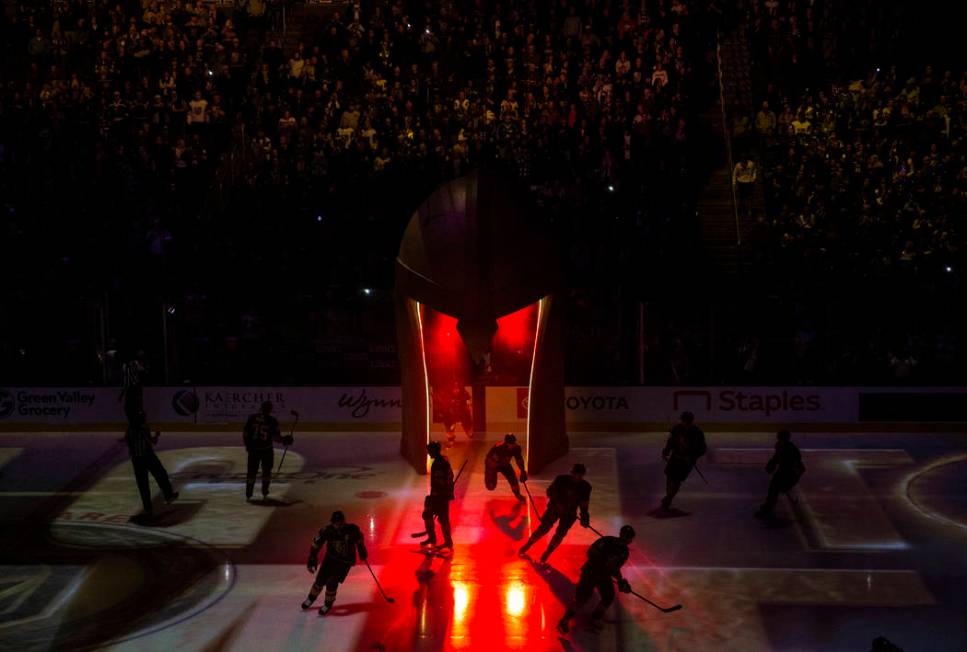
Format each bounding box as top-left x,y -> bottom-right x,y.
755,100 -> 777,140
8,0 -> 959,387
733,157 -> 758,218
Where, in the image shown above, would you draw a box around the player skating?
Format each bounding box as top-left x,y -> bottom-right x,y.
485,433 -> 527,502
556,524 -> 635,633
660,411 -> 707,510
420,441 -> 455,550
442,381 -> 473,446
518,463 -> 591,564
755,429 -> 806,518
302,511 -> 368,615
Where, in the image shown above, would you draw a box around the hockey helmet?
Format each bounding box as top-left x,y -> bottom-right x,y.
426,441 -> 442,457
571,463 -> 587,476
777,429 -> 791,441
619,524 -> 636,540
504,433 -> 517,444
680,411 -> 695,423
331,510 -> 346,523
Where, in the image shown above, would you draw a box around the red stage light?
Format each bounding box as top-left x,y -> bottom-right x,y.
496,305 -> 538,351
422,309 -> 469,385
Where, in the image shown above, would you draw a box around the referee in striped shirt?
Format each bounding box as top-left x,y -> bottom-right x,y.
119,350 -> 147,426
125,410 -> 178,515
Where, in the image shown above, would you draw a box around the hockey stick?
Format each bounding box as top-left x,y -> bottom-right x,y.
621,584 -> 683,613
364,559 -> 395,604
409,457 -> 469,538
521,479 -> 545,521
579,527 -> 680,612
693,462 -> 708,484
452,457 -> 469,485
662,453 -> 708,485
277,410 -> 300,473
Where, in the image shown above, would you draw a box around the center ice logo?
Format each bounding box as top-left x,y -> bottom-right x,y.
0,389 -> 14,419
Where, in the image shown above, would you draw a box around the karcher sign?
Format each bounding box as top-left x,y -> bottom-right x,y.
158,387 -> 403,424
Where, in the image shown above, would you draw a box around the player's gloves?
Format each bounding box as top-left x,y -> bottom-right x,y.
307,558 -> 317,573
282,435 -> 294,446
618,578 -> 631,593
580,514 -> 590,528
519,470 -> 528,482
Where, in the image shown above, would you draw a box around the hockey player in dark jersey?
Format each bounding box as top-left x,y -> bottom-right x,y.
420,441 -> 455,549
557,524 -> 635,634
484,433 -> 527,502
442,381 -> 473,446
518,463 -> 592,564
661,411 -> 707,510
302,511 -> 368,615
242,401 -> 292,501
755,429 -> 806,518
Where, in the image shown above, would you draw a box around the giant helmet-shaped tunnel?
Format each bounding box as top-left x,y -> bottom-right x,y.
395,171 -> 567,473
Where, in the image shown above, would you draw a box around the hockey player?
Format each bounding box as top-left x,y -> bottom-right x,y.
442,381 -> 473,446
518,463 -> 591,564
556,524 -> 636,634
660,411 -> 707,510
125,410 -> 178,515
421,441 -> 455,549
302,511 -> 368,615
242,401 -> 293,501
755,429 -> 806,518
484,433 -> 527,502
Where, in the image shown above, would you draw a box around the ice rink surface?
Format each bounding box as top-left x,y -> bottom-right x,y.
1,428 -> 966,651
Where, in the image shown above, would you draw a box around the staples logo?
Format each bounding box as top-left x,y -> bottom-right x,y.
674,390 -> 821,416
718,390 -> 821,415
